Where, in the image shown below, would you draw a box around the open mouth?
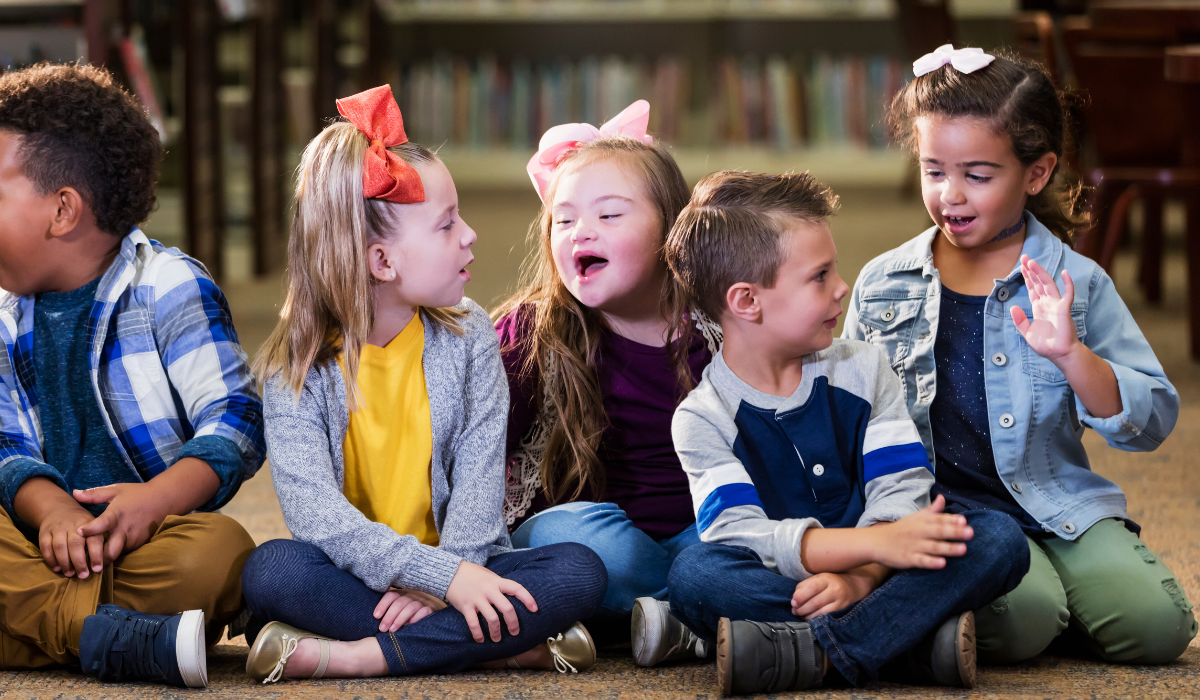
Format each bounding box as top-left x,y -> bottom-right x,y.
576,254 -> 609,278
944,215 -> 976,230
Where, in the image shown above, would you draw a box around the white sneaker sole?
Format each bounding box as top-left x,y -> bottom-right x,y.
631,597 -> 667,667
175,609 -> 208,688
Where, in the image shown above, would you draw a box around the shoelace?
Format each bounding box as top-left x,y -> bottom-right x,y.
546,633 -> 578,674
263,634 -> 299,684
108,612 -> 168,680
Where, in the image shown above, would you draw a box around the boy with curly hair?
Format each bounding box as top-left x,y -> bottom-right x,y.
0,63 -> 265,687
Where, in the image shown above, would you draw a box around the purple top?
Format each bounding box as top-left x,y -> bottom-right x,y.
496,307 -> 711,540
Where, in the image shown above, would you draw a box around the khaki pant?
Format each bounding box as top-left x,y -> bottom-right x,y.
0,509 -> 255,669
976,518 -> 1198,665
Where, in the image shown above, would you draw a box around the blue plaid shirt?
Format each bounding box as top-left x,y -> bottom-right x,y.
0,229 -> 265,516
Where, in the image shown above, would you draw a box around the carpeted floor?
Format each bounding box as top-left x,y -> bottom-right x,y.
2,189 -> 1197,698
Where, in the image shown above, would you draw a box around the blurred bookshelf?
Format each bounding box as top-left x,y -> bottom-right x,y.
367,0 -> 1025,188
377,0 -> 1017,22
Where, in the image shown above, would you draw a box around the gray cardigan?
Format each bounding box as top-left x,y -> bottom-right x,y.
263,300 -> 512,599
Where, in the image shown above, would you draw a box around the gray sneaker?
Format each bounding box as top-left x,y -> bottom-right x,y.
716,617 -> 825,696
631,597 -> 709,667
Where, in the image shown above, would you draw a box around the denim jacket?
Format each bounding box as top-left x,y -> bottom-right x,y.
842,213 -> 1178,540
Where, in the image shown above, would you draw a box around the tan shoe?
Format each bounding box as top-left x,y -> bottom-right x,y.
245,621 -> 333,684
546,622 -> 596,673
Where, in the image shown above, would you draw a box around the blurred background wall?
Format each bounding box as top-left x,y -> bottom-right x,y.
1,0 -> 1196,361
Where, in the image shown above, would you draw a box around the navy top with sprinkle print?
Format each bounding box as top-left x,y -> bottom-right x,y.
930,287 -> 1044,535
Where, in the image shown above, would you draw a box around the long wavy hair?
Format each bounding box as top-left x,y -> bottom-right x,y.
887,49 -> 1088,241
494,136 -> 692,505
254,120 -> 464,405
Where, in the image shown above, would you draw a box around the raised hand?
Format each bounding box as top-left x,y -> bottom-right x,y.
1010,254 -> 1079,362
445,561 -> 539,643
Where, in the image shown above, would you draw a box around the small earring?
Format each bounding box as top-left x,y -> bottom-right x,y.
1030,187 -> 1038,194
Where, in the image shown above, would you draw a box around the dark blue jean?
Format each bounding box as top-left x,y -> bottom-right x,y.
668,509 -> 1029,687
242,540 -> 607,676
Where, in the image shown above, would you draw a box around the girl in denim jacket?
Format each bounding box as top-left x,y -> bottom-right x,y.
844,48 -> 1195,665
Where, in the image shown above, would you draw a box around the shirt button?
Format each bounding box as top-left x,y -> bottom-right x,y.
881,309 -> 895,322
997,287 -> 1011,301
992,352 -> 1008,367
1062,522 -> 1076,534
812,464 -> 825,477
999,413 -> 1015,428
1011,480 -> 1022,494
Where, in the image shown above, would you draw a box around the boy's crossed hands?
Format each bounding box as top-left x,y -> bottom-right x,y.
14,457 -> 222,579
791,495 -> 974,619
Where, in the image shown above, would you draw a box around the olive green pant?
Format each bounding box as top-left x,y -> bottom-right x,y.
975,518 -> 1197,665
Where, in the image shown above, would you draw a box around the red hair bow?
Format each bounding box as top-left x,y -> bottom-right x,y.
335,85 -> 425,204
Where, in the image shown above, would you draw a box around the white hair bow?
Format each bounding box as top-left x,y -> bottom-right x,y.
912,44 -> 995,77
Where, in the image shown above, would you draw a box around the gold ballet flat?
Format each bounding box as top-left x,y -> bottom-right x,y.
245,621 -> 333,684
546,622 -> 596,673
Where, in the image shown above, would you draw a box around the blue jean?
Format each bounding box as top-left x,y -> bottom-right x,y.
511,501 -> 699,615
668,510 -> 1029,687
241,540 -> 607,676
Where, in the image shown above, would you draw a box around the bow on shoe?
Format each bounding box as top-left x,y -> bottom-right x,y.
912,44 -> 996,77
335,85 -> 425,203
526,99 -> 655,202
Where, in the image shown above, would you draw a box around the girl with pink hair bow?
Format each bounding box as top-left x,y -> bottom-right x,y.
494,100 -> 722,668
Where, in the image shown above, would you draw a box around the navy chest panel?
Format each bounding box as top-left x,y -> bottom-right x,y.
731,377 -> 872,527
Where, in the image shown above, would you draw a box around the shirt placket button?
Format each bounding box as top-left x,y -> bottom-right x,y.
992,353 -> 1007,366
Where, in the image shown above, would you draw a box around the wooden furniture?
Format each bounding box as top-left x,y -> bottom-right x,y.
181,0 -> 225,280
1064,18 -> 1188,305
1013,10 -> 1060,85
1165,45 -> 1200,357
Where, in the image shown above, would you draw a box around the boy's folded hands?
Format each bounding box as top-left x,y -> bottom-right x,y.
799,494 -> 974,584
791,564 -> 888,620
868,495 -> 974,570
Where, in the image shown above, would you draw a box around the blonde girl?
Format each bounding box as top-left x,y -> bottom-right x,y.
239,86 -> 605,683
845,47 -> 1195,665
495,101 -> 718,668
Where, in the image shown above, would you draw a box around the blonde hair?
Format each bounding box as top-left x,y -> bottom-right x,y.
254,120 -> 464,403
494,136 -> 698,511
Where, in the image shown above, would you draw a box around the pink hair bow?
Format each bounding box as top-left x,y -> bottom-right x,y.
913,44 -> 995,78
336,85 -> 425,204
526,99 -> 654,202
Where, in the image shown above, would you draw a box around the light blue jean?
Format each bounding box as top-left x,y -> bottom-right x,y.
511,501 -> 699,615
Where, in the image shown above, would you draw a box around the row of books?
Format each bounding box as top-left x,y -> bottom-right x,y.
396,53 -> 909,151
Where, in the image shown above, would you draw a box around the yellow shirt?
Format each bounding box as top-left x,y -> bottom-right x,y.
341,313 -> 439,546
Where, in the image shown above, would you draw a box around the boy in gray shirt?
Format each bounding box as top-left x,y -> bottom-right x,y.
640,171 -> 1028,696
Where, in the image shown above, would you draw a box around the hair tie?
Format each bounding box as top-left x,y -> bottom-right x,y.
913,44 -> 995,78
335,85 -> 425,204
526,99 -> 654,202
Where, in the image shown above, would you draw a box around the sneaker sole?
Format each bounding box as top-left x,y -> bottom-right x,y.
631,597 -> 667,667
175,609 -> 207,688
956,611 -> 977,689
716,617 -> 733,697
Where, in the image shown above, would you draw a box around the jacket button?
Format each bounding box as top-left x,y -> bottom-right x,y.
999,413 -> 1015,428
997,287 -> 1011,301
992,352 -> 1008,366
812,464 -> 825,476
1011,480 -> 1022,494
881,309 -> 895,322
1062,522 -> 1076,534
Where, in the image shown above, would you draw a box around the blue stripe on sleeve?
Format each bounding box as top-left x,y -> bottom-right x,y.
863,442 -> 931,481
696,482 -> 766,533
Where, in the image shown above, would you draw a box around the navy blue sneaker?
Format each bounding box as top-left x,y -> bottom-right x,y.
78,605 -> 207,688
